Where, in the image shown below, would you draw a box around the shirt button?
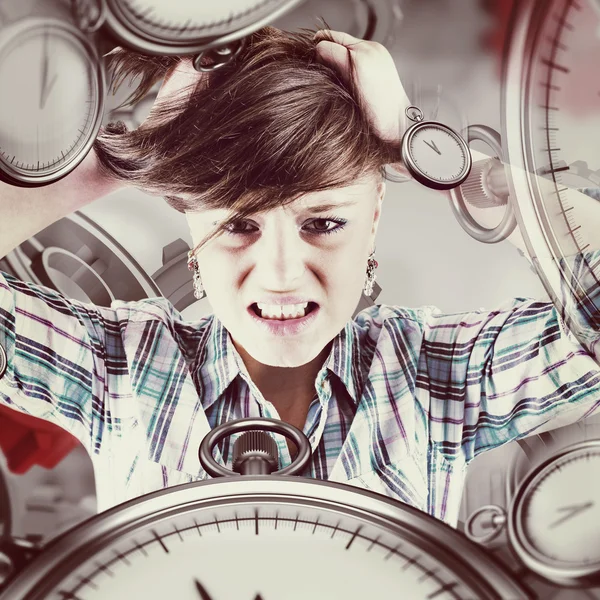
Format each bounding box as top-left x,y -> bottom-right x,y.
0,343 -> 6,379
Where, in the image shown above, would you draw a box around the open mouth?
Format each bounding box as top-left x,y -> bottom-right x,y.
250,302 -> 318,320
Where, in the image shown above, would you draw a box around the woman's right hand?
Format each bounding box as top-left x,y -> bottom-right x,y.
315,30 -> 410,145
314,30 -> 412,180
138,57 -> 206,129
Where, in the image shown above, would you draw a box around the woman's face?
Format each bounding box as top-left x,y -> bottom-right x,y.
186,173 -> 385,368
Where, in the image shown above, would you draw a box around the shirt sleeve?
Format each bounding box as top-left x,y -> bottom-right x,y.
421,252 -> 600,464
0,270 -> 123,453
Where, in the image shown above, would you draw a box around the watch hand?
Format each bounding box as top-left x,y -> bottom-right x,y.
40,28 -> 49,109
194,578 -> 215,600
39,28 -> 58,110
41,74 -> 59,110
548,501 -> 594,529
423,140 -> 441,155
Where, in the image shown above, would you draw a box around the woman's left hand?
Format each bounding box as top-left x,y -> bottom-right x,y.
314,30 -> 411,145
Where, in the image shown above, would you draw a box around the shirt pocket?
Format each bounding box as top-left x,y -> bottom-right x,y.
341,454 -> 428,512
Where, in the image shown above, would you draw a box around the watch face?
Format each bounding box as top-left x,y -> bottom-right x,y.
402,122 -> 471,190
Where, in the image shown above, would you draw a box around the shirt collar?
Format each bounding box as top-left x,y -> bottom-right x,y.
322,319 -> 363,405
197,316 -> 364,410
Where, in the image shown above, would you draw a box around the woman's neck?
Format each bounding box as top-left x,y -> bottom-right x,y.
233,342 -> 332,430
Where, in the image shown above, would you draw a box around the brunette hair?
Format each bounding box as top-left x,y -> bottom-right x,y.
93,26 -> 399,255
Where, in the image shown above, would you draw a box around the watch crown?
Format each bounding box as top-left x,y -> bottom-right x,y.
461,157 -> 509,209
232,431 -> 279,475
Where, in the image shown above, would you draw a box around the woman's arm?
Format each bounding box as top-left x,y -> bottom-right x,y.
0,53 -> 204,261
0,147 -> 126,259
420,293 -> 600,464
314,31 -> 600,461
0,146 -> 128,451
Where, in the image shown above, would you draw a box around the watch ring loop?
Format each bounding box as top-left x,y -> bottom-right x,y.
71,0 -> 107,34
198,417 -> 312,478
449,124 -> 518,243
405,105 -> 424,123
464,504 -> 507,546
193,38 -> 247,73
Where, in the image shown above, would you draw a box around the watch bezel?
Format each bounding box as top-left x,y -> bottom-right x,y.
103,0 -> 305,56
0,476 -> 531,599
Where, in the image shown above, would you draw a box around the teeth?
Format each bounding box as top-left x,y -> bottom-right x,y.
256,302 -> 309,320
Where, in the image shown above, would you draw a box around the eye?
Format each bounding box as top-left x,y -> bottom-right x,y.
223,216 -> 348,236
305,217 -> 347,235
223,220 -> 256,235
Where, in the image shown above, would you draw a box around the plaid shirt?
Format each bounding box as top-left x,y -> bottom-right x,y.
1,242 -> 599,527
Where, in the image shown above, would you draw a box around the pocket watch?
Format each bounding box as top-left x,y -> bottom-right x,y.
0,17 -> 105,187
466,439 -> 600,588
0,418 -> 531,599
400,105 -> 472,191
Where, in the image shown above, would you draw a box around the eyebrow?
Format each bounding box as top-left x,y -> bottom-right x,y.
304,200 -> 359,214
207,199 -> 361,225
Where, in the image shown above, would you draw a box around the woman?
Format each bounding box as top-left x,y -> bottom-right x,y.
0,27 -> 599,527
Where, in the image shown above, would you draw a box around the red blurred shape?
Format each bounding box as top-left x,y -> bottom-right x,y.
480,0 -> 515,71
481,0 -> 600,115
0,404 -> 78,474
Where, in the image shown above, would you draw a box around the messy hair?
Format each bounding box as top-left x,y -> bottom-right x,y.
93,26 -> 400,255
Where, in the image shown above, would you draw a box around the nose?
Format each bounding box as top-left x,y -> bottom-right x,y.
253,220 -> 307,289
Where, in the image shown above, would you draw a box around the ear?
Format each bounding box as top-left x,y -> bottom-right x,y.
185,211 -> 203,249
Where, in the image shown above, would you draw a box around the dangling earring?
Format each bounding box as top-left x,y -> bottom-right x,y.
364,248 -> 378,297
187,250 -> 206,300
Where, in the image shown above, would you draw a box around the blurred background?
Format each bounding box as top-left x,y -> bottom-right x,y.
0,0 -> 599,598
